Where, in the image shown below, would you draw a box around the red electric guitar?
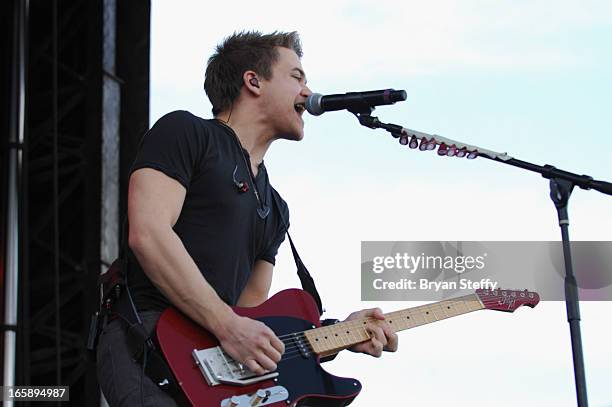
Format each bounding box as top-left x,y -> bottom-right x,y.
156,288 -> 539,406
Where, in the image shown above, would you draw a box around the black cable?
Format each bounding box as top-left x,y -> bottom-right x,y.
141,343 -> 147,407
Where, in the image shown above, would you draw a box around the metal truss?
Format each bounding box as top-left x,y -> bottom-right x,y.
1,0 -> 151,405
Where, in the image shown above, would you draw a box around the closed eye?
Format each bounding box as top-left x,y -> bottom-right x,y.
291,67 -> 307,84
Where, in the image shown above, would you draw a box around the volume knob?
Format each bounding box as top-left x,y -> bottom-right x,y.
250,389 -> 268,406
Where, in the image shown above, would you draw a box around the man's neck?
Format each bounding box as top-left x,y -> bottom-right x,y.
216,111 -> 273,175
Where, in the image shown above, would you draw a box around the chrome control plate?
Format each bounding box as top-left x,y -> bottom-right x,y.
220,386 -> 289,407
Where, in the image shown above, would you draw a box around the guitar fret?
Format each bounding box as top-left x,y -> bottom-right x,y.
433,305 -> 442,320
431,304 -> 442,321
425,305 -> 436,323
305,294 -> 486,356
455,299 -> 468,314
417,308 -> 429,325
337,327 -> 346,347
329,327 -> 340,349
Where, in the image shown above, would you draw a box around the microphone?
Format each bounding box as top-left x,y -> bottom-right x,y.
305,89 -> 407,116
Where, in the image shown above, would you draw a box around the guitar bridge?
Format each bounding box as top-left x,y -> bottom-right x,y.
193,347 -> 279,387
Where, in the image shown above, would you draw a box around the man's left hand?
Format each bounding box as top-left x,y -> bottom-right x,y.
344,308 -> 399,357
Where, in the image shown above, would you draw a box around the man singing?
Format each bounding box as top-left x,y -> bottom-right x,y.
96,31 -> 398,406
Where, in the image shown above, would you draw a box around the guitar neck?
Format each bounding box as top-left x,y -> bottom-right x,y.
304,294 -> 484,357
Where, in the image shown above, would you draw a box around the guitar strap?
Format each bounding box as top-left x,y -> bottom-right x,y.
269,191 -> 338,361
270,188 -> 325,316
90,221 -> 181,396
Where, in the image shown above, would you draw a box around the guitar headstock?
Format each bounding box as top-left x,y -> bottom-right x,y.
476,288 -> 540,312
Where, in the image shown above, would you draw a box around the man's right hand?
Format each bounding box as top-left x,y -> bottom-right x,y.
216,313 -> 285,376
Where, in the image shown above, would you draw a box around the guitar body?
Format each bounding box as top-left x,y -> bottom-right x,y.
156,289 -> 361,406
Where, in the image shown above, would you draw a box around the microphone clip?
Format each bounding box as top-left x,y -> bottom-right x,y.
356,113 -> 380,129
349,105 -> 374,116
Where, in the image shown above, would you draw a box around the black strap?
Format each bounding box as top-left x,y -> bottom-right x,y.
270,188 -> 324,316
114,221 -> 180,396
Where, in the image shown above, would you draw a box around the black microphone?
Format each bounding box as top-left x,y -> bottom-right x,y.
305,89 -> 407,116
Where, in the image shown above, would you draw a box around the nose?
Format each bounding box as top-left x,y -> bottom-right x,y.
301,84 -> 312,97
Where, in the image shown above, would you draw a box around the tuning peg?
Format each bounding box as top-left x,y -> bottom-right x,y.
419,138 -> 429,151
409,135 -> 419,149
437,143 -> 448,156
426,138 -> 437,150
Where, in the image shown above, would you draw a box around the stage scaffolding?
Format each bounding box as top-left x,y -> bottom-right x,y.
1,1 -> 150,404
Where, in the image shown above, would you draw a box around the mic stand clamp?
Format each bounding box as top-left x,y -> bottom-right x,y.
354,112 -> 404,138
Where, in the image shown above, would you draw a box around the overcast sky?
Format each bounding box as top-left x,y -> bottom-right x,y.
150,1 -> 612,405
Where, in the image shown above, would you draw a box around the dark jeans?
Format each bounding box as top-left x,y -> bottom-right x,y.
96,311 -> 178,407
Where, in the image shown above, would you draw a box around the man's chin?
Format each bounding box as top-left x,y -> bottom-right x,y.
276,129 -> 304,142
293,130 -> 305,141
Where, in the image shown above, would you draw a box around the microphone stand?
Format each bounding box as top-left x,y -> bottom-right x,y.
351,108 -> 612,407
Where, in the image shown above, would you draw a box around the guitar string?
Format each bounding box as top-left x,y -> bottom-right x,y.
219,296 -> 531,367
272,298 -> 525,363
272,295 -> 525,342
217,329 -> 361,364
273,296 -> 520,342
277,297 -> 527,355
219,343 -> 312,367
273,296 -> 517,346
220,311 -> 411,364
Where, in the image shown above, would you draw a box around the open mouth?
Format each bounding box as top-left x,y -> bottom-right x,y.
294,103 -> 305,115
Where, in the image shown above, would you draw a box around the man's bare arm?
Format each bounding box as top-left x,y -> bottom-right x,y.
128,168 -> 284,374
236,260 -> 274,307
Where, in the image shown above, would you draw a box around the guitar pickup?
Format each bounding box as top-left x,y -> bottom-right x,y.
193,347 -> 279,387
289,332 -> 310,359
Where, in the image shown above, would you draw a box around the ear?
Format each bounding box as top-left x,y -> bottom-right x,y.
243,71 -> 261,95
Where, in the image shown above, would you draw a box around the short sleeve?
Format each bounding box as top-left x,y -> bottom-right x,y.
258,191 -> 289,265
131,110 -> 205,188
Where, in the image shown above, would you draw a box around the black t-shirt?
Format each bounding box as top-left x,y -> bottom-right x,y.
127,110 -> 288,310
